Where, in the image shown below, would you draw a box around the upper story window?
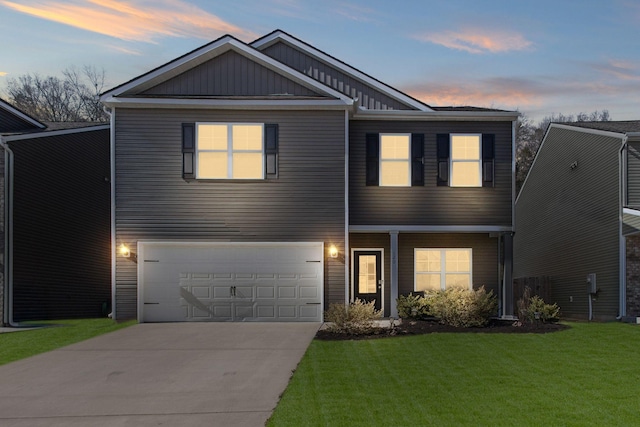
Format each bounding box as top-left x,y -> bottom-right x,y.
380,134 -> 411,186
366,133 -> 424,187
197,123 -> 264,179
182,122 -> 278,181
437,133 -> 494,187
414,248 -> 472,292
451,134 -> 481,187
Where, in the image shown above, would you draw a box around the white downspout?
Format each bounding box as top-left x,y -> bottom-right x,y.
618,135 -> 628,319
344,109 -> 350,307
104,106 -> 117,320
0,136 -> 19,327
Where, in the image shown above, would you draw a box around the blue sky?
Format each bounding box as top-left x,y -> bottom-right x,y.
1,0 -> 638,122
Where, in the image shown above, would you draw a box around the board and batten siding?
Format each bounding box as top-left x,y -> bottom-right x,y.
260,41 -> 413,110
514,127 -> 621,320
114,108 -> 346,319
349,120 -> 513,227
141,50 -> 321,97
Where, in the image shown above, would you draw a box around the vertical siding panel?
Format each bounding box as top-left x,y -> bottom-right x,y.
514,128 -> 621,319
260,42 -> 413,110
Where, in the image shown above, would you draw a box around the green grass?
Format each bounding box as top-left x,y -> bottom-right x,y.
0,318 -> 135,366
268,322 -> 640,426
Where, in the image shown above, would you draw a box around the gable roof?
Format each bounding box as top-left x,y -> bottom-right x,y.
251,30 -> 432,112
0,97 -> 46,134
100,34 -> 352,109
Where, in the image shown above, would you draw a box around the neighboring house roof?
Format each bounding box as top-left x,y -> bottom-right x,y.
0,97 -> 47,134
560,121 -> 640,135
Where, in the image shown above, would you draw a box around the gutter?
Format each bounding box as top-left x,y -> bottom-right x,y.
0,135 -> 18,327
104,106 -> 116,320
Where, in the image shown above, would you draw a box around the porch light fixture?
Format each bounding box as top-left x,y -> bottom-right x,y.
329,245 -> 339,258
119,244 -> 131,258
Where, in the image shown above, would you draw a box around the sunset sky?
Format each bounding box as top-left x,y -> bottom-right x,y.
1,0 -> 638,122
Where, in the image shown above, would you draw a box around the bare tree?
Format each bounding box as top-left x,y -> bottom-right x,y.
516,110 -> 611,193
4,66 -> 108,122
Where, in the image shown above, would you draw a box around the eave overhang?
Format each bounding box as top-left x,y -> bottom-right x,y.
352,108 -> 520,122
100,96 -> 352,110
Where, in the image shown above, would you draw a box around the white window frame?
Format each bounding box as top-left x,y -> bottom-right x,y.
196,123 -> 264,180
450,134 -> 482,187
379,133 -> 411,187
414,248 -> 473,291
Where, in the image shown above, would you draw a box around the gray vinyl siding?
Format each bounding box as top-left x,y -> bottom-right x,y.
514,127 -> 621,320
114,108 -> 346,319
349,120 -> 513,226
626,142 -> 640,208
260,41 -> 414,110
142,50 -> 322,97
349,233 -> 499,316
9,129 -> 111,321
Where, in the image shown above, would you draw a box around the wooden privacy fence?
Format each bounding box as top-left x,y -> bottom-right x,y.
513,276 -> 551,308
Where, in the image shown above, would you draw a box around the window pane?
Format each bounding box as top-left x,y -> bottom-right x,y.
445,274 -> 470,289
232,125 -> 262,150
198,125 -> 227,150
358,255 -> 377,294
380,161 -> 410,186
198,152 -> 227,178
416,274 -> 441,291
451,135 -> 480,160
451,162 -> 480,186
232,153 -> 263,179
416,250 -> 440,272
380,135 -> 409,159
445,250 -> 470,272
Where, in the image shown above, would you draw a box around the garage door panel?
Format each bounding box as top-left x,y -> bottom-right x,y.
140,242 -> 323,322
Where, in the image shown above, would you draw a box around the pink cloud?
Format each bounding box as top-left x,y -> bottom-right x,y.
415,28 -> 533,54
1,0 -> 257,43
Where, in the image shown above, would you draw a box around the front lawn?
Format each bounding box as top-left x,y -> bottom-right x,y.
0,318 -> 135,366
268,322 -> 640,426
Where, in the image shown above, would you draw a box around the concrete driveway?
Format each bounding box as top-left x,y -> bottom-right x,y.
0,322 -> 320,426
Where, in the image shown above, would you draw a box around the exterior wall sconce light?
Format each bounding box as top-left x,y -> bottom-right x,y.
329,245 -> 339,259
119,244 -> 131,258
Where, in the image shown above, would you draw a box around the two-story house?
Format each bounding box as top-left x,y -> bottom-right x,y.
1,98 -> 111,325
515,121 -> 640,321
100,30 -> 518,322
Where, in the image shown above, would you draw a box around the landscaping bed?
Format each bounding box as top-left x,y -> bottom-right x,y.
315,318 -> 568,340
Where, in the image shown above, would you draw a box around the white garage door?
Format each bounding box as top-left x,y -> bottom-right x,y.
138,242 -> 324,322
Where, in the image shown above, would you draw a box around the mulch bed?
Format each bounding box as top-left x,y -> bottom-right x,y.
315,319 -> 569,341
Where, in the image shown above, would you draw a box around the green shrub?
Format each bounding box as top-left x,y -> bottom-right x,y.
517,288 -> 560,324
427,286 -> 498,328
324,298 -> 382,334
397,293 -> 431,319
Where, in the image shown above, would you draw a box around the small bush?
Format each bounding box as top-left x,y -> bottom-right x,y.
517,288 -> 560,324
397,293 -> 431,319
324,298 -> 382,334
428,286 -> 498,328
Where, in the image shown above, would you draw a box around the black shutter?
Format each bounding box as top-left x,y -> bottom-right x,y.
366,133 -> 379,186
436,133 -> 449,186
482,134 -> 495,187
411,133 -> 424,186
265,123 -> 278,178
182,123 -> 195,180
